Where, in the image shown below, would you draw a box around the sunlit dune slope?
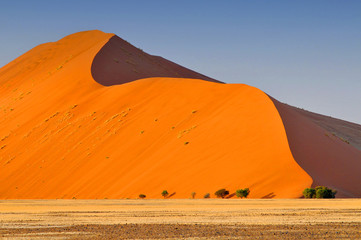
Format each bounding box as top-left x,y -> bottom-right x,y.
0,30 -> 312,199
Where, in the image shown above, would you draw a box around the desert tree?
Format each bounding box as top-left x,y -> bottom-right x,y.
161,190 -> 169,199
302,188 -> 316,198
236,188 -> 250,198
315,186 -> 337,198
215,188 -> 229,198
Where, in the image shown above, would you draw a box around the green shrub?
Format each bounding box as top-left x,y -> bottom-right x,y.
161,190 -> 169,199
236,188 -> 250,198
139,194 -> 146,199
191,192 -> 196,199
203,193 -> 210,198
303,188 -> 316,198
315,186 -> 337,198
215,188 -> 229,198
303,186 -> 336,199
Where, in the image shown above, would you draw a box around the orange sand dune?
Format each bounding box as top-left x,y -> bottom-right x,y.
0,30 -> 312,199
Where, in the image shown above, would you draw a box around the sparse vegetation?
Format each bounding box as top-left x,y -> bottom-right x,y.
236,188 -> 250,198
105,113 -> 120,123
303,188 -> 316,198
203,193 -> 210,198
177,125 -> 197,138
161,190 -> 169,199
303,186 -> 337,198
0,135 -> 9,141
111,114 -> 119,119
315,186 -> 337,198
215,189 -> 229,199
191,192 -> 196,199
340,137 -> 350,144
125,59 -> 136,66
139,194 -> 146,199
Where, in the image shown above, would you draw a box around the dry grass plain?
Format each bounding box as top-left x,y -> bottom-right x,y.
0,199 -> 360,239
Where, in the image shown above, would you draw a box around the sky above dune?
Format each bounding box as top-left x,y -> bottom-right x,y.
1,0 -> 360,123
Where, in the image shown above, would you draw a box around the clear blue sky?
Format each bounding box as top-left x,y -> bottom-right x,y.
1,0 -> 361,123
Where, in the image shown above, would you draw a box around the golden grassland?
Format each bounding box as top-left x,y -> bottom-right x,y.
0,199 -> 360,239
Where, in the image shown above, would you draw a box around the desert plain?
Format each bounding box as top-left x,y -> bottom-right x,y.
0,199 -> 360,239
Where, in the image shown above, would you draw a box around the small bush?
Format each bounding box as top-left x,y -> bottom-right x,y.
203,193 -> 210,198
191,192 -> 196,199
161,190 -> 169,199
303,188 -> 316,198
236,188 -> 250,198
215,188 -> 229,198
139,194 -> 146,199
315,186 -> 337,198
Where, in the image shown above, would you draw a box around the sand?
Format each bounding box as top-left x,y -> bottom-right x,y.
0,30 -> 311,199
0,199 -> 360,239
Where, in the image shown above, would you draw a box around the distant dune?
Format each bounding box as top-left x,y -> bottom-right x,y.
0,30 -> 360,199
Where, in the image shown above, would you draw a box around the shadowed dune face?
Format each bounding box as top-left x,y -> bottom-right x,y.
91,35 -> 222,86
271,99 -> 361,197
290,107 -> 361,151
